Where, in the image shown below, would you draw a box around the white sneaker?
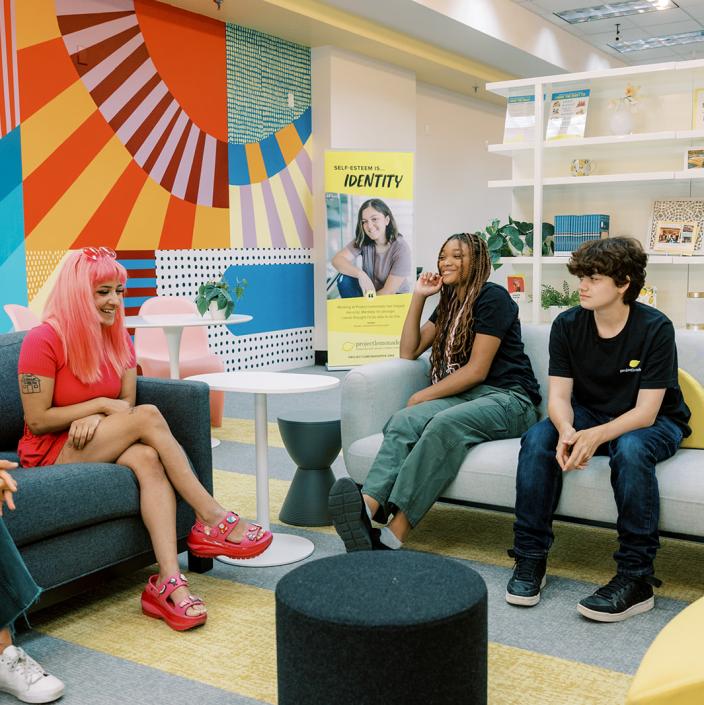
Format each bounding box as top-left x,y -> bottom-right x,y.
0,645 -> 65,703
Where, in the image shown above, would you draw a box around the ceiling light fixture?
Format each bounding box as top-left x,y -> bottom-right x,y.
609,29 -> 704,52
555,0 -> 678,24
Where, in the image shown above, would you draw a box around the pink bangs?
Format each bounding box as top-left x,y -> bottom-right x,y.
42,251 -> 133,384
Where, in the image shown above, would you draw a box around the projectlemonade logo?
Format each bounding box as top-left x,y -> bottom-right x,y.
620,359 -> 641,373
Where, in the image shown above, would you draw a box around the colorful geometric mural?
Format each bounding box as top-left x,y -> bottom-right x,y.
227,25 -> 313,249
17,0 -> 229,252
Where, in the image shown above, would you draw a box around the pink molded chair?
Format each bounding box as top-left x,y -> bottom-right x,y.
134,296 -> 224,427
3,304 -> 41,332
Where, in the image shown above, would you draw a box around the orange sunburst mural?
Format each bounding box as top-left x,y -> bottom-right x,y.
17,0 -> 229,252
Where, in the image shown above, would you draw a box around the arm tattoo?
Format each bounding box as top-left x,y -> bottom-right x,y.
20,374 -> 42,394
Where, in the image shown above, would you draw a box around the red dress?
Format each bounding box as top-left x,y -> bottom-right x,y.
17,323 -> 136,467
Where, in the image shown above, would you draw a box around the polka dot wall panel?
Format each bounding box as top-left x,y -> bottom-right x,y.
155,249 -> 314,370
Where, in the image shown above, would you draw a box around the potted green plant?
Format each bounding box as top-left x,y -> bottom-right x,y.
476,217 -> 554,270
195,278 -> 247,319
541,281 -> 580,321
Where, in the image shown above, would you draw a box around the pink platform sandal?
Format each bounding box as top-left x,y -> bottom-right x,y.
187,511 -> 273,559
141,573 -> 207,631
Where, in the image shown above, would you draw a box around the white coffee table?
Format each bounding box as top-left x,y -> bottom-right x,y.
185,371 -> 340,567
125,313 -> 252,448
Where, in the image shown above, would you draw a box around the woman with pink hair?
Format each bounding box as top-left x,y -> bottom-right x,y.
16,247 -> 272,631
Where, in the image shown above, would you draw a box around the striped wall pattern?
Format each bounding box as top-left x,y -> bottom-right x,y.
0,0 -> 19,137
119,249 -> 156,316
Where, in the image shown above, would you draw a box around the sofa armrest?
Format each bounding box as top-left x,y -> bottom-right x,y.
341,357 -> 429,455
136,377 -> 213,494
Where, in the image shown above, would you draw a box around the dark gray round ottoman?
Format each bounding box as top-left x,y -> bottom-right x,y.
276,551 -> 487,705
277,413 -> 341,526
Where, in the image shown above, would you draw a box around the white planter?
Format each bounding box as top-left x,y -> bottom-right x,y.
548,305 -> 568,322
208,301 -> 227,320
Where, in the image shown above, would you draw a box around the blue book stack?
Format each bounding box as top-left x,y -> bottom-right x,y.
554,214 -> 609,256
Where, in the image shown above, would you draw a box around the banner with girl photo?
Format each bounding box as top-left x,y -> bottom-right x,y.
325,151 -> 414,368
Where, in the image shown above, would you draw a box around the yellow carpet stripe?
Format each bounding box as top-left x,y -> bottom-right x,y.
25,136 -> 132,251
117,175 -> 171,250
34,565 -> 632,705
212,418 -> 284,447
214,467 -> 704,601
21,81 -> 96,179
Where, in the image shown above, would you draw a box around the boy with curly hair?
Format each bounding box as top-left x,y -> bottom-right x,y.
506,237 -> 691,621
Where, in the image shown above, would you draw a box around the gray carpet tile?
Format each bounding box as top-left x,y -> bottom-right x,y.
14,633 -> 268,705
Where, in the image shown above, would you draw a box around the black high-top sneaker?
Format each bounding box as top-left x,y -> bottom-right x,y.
505,549 -> 547,607
577,573 -> 661,622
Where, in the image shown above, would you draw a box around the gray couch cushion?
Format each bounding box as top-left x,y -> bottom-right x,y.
3,463 -> 141,547
0,332 -> 26,450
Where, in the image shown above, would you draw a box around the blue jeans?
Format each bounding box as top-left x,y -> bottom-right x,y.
513,404 -> 683,576
0,519 -> 40,633
337,274 -> 364,298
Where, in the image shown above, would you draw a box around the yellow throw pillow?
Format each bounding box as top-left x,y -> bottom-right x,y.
678,369 -> 704,450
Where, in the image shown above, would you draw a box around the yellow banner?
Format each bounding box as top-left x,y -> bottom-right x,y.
325,151 -> 414,201
327,294 -> 412,368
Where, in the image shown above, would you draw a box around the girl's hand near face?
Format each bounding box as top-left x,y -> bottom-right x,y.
414,271 -> 442,298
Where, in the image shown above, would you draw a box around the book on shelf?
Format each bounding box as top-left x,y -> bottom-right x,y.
554,214 -> 609,255
546,89 -> 589,141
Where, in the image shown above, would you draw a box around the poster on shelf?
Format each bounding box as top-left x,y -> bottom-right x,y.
648,200 -> 704,255
545,89 -> 590,141
652,221 -> 697,256
506,274 -> 526,302
325,150 -> 415,369
693,88 -> 704,129
503,95 -> 537,143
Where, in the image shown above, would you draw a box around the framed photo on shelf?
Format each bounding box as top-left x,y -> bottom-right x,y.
652,221 -> 698,255
684,146 -> 704,170
648,199 -> 704,255
693,88 -> 704,129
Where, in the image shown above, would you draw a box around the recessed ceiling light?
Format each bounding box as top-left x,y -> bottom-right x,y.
555,0 -> 678,24
609,29 -> 704,52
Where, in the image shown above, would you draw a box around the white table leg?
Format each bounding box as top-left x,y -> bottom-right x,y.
217,391 -> 314,568
163,327 -> 184,380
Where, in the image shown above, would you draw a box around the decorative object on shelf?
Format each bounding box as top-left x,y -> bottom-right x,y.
569,158 -> 595,177
195,278 -> 247,319
652,221 -> 698,256
507,275 -> 526,303
546,88 -> 589,141
685,146 -> 704,170
648,200 -> 704,255
554,214 -> 609,256
692,88 -> 704,129
637,285 -> 657,308
607,83 -> 639,136
476,217 -> 554,270
541,282 -> 580,321
686,291 -> 704,330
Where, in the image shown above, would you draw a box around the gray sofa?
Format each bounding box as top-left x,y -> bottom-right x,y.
0,331 -> 213,610
342,324 -> 704,540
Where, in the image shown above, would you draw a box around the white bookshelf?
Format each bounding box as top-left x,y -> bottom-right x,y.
486,58 -> 704,327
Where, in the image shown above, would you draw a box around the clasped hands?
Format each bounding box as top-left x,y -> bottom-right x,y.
67,398 -> 131,450
557,425 -> 605,472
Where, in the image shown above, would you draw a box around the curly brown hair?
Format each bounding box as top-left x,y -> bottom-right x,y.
430,233 -> 491,383
567,237 -> 646,304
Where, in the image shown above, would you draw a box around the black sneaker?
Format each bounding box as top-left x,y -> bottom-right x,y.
577,574 -> 662,622
328,477 -> 374,552
505,549 -> 547,607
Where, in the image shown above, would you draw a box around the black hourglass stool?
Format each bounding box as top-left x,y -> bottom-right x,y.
277,412 -> 341,526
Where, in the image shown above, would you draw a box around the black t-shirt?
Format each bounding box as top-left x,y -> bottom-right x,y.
429,282 -> 541,405
549,303 -> 691,434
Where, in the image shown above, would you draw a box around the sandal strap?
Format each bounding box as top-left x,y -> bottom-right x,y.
155,573 -> 189,601
177,594 -> 204,609
195,511 -> 241,541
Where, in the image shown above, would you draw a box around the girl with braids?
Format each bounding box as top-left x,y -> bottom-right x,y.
329,233 -> 541,551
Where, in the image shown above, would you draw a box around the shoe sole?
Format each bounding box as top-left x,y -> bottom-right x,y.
187,531 -> 273,560
505,575 -> 547,607
577,595 -> 655,622
1,684 -> 65,704
328,478 -> 373,552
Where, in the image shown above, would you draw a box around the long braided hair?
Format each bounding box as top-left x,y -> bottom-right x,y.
430,233 -> 491,383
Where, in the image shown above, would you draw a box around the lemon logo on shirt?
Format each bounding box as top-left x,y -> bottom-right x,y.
629,360 -> 640,368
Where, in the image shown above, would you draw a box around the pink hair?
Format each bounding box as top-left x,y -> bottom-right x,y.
42,250 -> 132,384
